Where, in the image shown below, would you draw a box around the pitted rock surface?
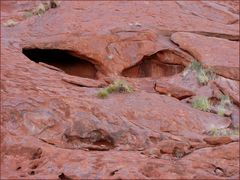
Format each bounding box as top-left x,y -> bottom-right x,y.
1,1 -> 239,179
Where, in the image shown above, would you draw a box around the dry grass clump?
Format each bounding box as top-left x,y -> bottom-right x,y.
207,128 -> 239,136
97,80 -> 133,98
183,60 -> 215,85
4,1 -> 60,27
33,0 -> 60,16
3,19 -> 18,27
217,95 -> 232,117
192,96 -> 210,112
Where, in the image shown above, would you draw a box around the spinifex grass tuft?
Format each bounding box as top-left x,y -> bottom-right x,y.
96,80 -> 133,98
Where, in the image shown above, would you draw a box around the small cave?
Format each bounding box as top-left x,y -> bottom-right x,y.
22,49 -> 97,79
122,50 -> 186,78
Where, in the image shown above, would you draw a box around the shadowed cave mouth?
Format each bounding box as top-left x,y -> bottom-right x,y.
22,49 -> 98,79
122,50 -> 186,78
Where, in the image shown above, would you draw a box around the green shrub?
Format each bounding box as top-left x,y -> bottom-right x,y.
96,89 -> 109,98
197,69 -> 209,85
192,96 -> 210,112
220,95 -> 231,106
216,95 -> 231,117
190,60 -> 202,72
217,105 -> 225,116
184,60 -> 215,85
111,80 -> 133,93
96,80 -> 133,98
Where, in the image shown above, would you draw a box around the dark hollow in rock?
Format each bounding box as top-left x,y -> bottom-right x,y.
16,167 -> 21,170
28,171 -> 35,175
50,0 -> 59,8
31,164 -> 38,169
122,50 -> 186,78
22,49 -> 97,79
58,173 -> 72,180
88,129 -> 115,148
214,167 -> 225,176
31,147 -> 42,160
110,169 -> 120,176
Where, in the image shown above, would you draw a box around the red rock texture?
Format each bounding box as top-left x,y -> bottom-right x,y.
203,136 -> 233,145
1,1 -> 239,179
155,81 -> 196,99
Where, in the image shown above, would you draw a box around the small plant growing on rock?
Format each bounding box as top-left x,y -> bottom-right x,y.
3,19 -> 18,27
184,60 -> 215,85
32,1 -> 60,17
96,80 -> 133,98
207,128 -> 239,136
34,3 -> 46,16
190,60 -> 202,72
197,68 -> 210,85
96,89 -> 109,98
220,95 -> 231,106
217,95 -> 231,117
217,105 -> 225,116
192,96 -> 210,112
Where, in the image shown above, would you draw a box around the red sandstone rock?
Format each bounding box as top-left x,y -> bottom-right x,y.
62,74 -> 107,88
176,1 -> 239,24
155,81 -> 195,99
1,1 -> 239,179
231,105 -> 240,128
203,136 -> 233,145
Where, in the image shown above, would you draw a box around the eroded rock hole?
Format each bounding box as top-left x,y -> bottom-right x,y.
31,164 -> 38,169
58,173 -> 72,180
122,50 -> 186,78
28,171 -> 35,175
22,49 -> 97,79
31,148 -> 42,160
110,169 -> 119,176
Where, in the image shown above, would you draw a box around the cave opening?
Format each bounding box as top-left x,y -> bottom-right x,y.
122,50 -> 186,78
22,49 -> 97,79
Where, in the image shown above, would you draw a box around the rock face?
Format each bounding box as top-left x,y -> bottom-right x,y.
155,81 -> 196,99
1,1 -> 239,179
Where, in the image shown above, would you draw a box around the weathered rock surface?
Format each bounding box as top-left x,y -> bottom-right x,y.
155,81 -> 196,99
1,1 -> 239,179
203,136 -> 233,145
62,74 -> 107,88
